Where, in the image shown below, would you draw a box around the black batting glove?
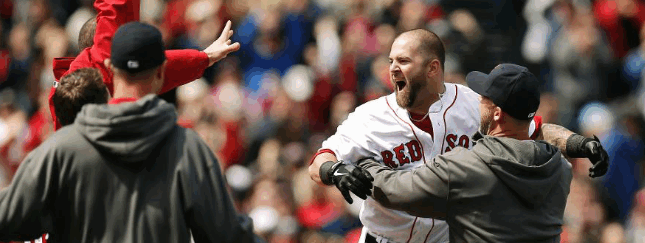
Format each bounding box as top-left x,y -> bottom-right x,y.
320,161 -> 374,204
585,135 -> 609,178
566,134 -> 610,178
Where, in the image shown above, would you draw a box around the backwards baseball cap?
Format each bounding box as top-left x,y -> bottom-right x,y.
111,22 -> 166,73
466,63 -> 541,120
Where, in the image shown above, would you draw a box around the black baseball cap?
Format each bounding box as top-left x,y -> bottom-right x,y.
466,63 -> 541,120
111,22 -> 166,73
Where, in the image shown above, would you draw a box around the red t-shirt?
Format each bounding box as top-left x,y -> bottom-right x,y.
108,97 -> 138,105
409,112 -> 434,137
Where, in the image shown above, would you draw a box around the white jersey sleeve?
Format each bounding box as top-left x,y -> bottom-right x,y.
319,102 -> 379,163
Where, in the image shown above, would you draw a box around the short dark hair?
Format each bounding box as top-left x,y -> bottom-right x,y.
53,68 -> 109,126
78,16 -> 96,50
398,29 -> 446,70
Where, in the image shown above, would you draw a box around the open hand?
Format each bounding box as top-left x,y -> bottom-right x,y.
203,20 -> 241,66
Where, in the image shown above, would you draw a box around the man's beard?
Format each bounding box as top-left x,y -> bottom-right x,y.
395,80 -> 423,108
479,107 -> 493,135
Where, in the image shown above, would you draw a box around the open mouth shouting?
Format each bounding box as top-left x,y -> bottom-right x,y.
395,80 -> 407,91
393,75 -> 407,92
391,74 -> 416,108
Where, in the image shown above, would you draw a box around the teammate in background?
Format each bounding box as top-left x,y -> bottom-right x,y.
49,0 -> 234,130
0,22 -> 258,243
357,63 -> 573,242
51,68 -> 109,126
308,29 -> 609,243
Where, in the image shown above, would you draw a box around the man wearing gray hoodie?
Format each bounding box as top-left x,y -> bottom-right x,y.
0,22 -> 259,243
357,64 -> 573,242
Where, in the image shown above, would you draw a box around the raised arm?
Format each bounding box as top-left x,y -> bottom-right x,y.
90,0 -> 140,63
159,20 -> 240,94
159,49 -> 209,94
537,123 -> 609,177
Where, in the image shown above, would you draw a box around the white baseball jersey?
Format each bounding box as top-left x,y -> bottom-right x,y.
319,83 -> 540,243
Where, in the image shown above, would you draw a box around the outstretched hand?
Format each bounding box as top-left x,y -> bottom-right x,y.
203,20 -> 241,66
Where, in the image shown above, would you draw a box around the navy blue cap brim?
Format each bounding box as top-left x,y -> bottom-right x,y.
466,71 -> 490,97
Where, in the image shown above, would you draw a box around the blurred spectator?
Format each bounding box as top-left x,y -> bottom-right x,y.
441,0 -> 528,69
593,0 -> 645,59
176,77 -> 209,128
578,102 -> 645,223
536,93 -> 560,124
0,0 -> 12,29
302,43 -> 336,132
445,9 -> 487,74
22,76 -> 54,155
245,176 -> 297,241
339,0 -> 379,95
2,23 -> 31,113
364,54 -> 392,101
64,6 -> 94,54
233,0 -> 311,93
521,0 -> 556,65
601,222 -> 626,243
329,91 -> 356,131
296,182 -> 360,236
209,70 -> 253,167
626,189 -> 645,243
313,15 -> 341,78
549,10 -> 614,130
622,23 -> 645,92
193,106 -> 226,163
563,176 -> 607,243
0,89 -> 27,182
640,71 -> 645,120
397,0 -> 429,32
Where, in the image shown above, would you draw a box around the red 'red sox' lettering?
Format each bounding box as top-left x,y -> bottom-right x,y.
381,140 -> 423,168
445,134 -> 470,153
393,144 -> 410,166
381,150 -> 396,168
406,140 -> 423,161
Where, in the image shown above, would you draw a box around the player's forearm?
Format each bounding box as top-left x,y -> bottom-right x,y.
308,152 -> 338,185
159,50 -> 209,94
539,123 -> 575,158
358,159 -> 444,218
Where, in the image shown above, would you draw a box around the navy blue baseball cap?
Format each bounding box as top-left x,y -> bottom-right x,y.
466,63 -> 541,120
111,22 -> 166,74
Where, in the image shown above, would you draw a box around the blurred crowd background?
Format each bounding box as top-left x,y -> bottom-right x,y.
0,0 -> 644,242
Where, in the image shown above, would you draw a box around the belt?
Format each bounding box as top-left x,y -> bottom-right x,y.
365,233 -> 393,243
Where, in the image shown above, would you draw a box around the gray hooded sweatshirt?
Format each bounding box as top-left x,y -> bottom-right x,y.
0,95 -> 260,243
358,136 -> 573,243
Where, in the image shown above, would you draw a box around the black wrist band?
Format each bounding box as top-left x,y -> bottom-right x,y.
320,161 -> 340,185
565,134 -> 594,158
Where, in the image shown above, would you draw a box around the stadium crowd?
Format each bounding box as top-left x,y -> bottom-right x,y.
0,0 -> 643,242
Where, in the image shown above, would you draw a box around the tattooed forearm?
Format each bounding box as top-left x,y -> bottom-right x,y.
539,123 -> 575,157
